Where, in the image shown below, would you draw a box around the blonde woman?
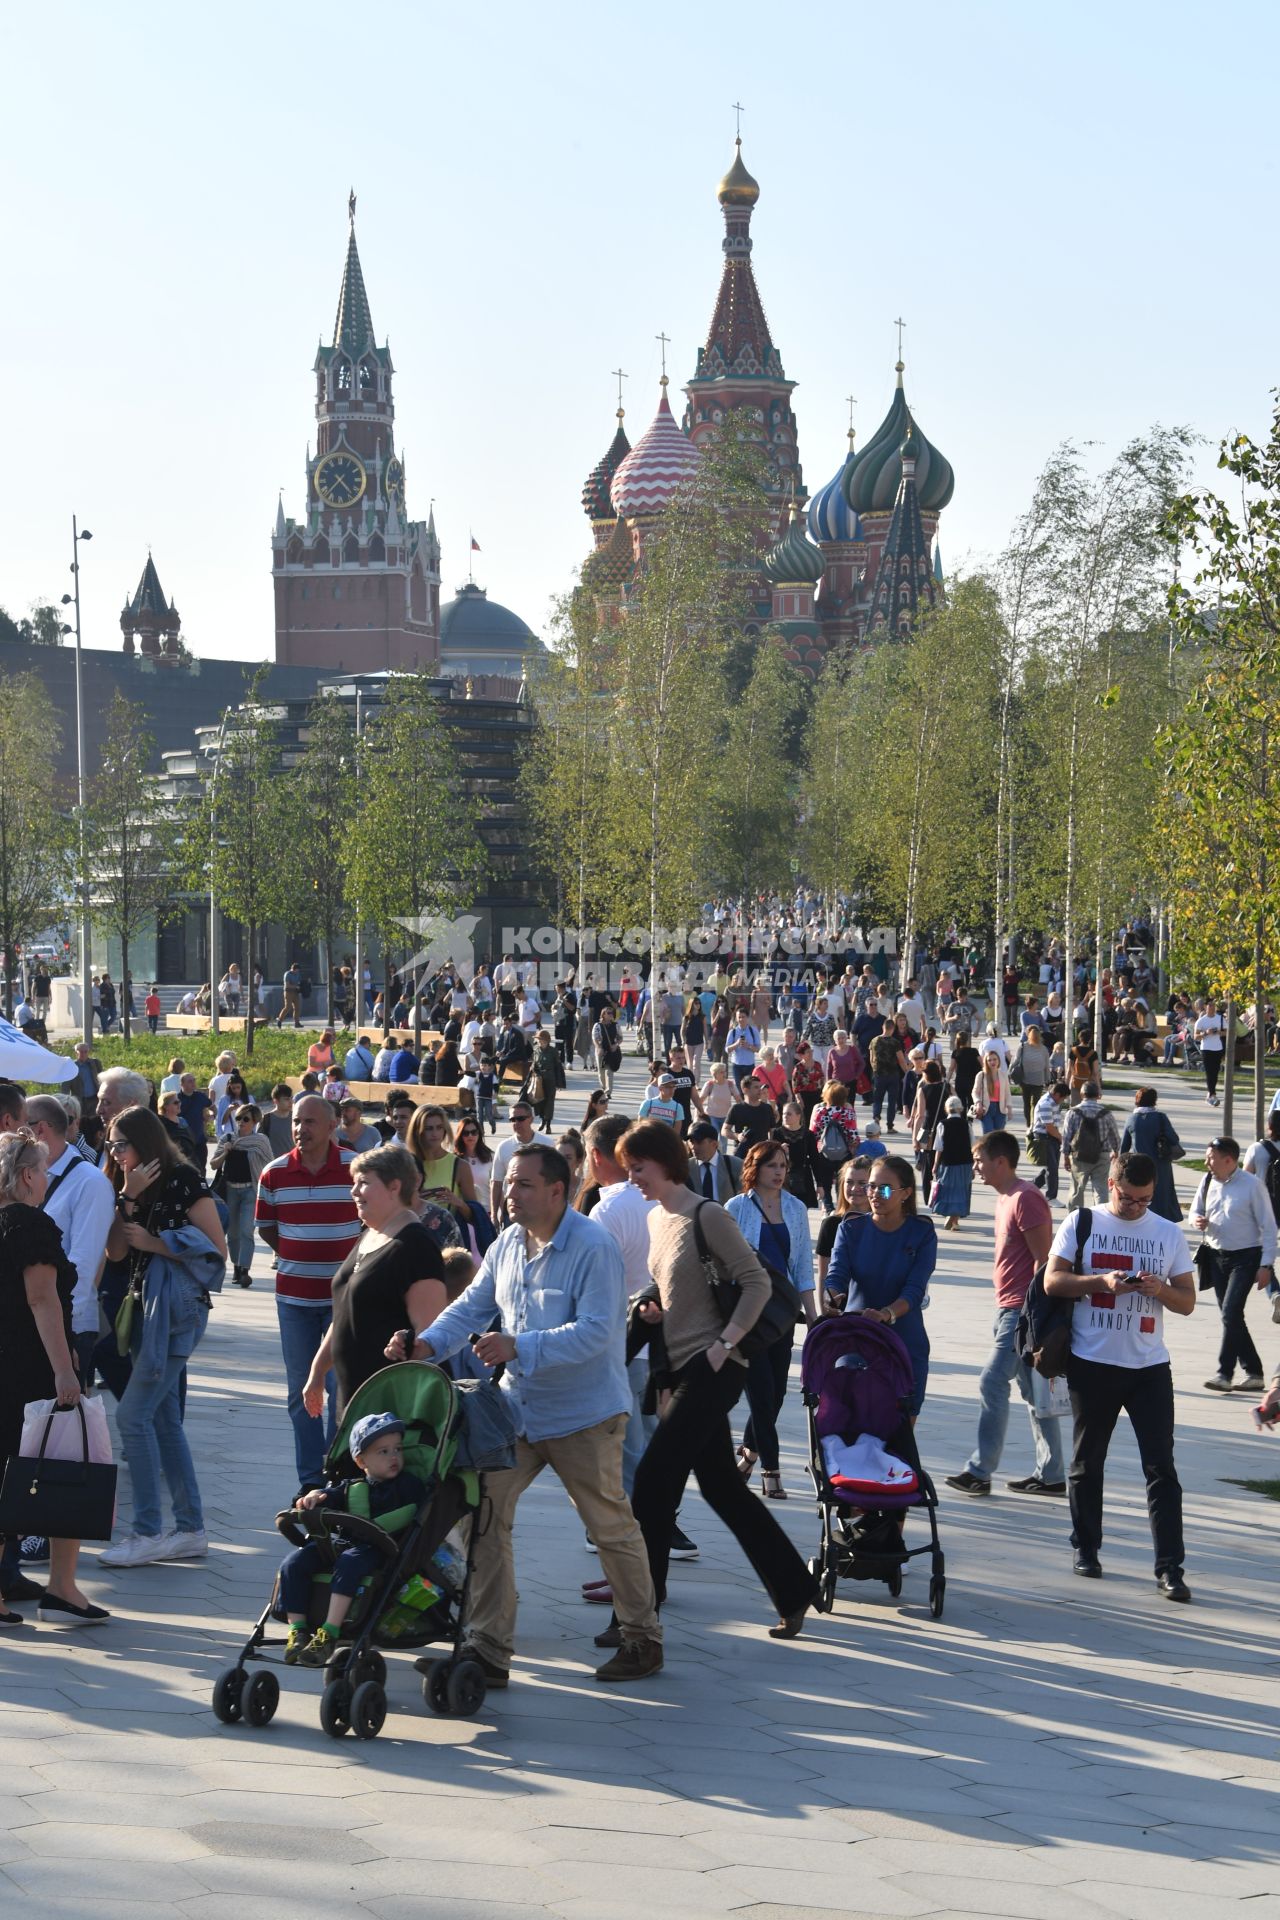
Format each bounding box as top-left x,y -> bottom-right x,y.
698,1061 -> 736,1138
970,1048 -> 1011,1135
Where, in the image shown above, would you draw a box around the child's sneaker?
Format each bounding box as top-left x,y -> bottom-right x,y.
296,1629 -> 336,1667
283,1626 -> 307,1665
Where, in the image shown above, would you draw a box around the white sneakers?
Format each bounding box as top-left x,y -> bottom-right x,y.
99,1529 -> 208,1568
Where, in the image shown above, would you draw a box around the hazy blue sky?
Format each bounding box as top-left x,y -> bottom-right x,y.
5,1 -> 1277,662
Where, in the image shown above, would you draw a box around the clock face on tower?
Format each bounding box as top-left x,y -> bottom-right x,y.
385,456 -> 405,507
315,452 -> 366,508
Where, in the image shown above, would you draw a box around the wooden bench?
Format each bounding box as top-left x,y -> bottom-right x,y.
166,1013 -> 269,1034
285,1077 -> 475,1113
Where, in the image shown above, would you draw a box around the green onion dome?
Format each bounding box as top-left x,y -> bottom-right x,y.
763,504 -> 825,586
845,363 -> 954,514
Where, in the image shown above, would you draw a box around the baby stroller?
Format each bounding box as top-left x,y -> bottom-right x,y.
801,1318 -> 946,1619
212,1361 -> 514,1740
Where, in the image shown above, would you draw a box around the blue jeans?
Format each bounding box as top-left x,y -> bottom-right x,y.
872,1074 -> 899,1127
225,1184 -> 256,1271
117,1291 -> 210,1538
279,1539 -> 382,1616
622,1352 -> 657,1499
277,1299 -> 336,1489
981,1103 -> 1006,1135
967,1308 -> 1065,1484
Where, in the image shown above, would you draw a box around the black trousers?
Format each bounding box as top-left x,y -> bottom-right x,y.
1206,1246 -> 1264,1379
1066,1356 -> 1184,1575
741,1332 -> 794,1472
632,1352 -> 816,1617
1203,1049 -> 1222,1097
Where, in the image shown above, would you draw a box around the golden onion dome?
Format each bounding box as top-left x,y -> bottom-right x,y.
717,138 -> 760,208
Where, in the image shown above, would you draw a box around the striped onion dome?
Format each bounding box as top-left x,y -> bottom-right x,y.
610,381 -> 701,517
807,439 -> 862,543
845,363 -> 954,515
582,514 -> 634,593
763,504 -> 825,585
581,414 -> 631,522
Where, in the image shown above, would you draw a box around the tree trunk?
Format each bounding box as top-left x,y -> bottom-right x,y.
1092,887 -> 1106,1068
1255,911 -> 1267,1145
324,933 -> 335,1029
1061,697 -> 1082,1044
1222,996 -> 1235,1137
244,919 -> 257,1059
121,939 -> 131,1044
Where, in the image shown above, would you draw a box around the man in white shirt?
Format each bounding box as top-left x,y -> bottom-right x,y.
26,1095 -> 115,1387
897,984 -> 926,1041
489,1103 -> 555,1225
176,989 -> 199,1015
1045,1149 -> 1195,1599
1189,1136 -> 1276,1394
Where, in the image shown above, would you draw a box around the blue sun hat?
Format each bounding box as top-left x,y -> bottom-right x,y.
350,1411 -> 405,1458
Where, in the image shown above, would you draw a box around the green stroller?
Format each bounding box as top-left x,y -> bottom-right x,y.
211,1361 -> 509,1741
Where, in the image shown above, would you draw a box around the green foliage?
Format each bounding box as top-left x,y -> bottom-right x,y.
0,603 -> 64,646
283,694 -> 356,1024
51,1027 -> 340,1101
345,674 -> 485,1009
520,592 -> 615,938
0,671 -> 74,1015
83,692 -> 181,1042
705,633 -> 805,903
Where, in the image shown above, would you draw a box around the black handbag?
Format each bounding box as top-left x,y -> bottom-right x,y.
0,1403 -> 118,1542
692,1201 -> 802,1360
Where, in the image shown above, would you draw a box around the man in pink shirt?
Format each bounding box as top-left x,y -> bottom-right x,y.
945,1128 -> 1065,1497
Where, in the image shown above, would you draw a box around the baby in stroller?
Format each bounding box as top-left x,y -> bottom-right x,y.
280,1410 -> 426,1666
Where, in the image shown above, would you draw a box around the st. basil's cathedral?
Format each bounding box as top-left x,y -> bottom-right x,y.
580,139 -> 955,677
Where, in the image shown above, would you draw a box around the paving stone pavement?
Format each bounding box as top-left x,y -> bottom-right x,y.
2,1044 -> 1279,1918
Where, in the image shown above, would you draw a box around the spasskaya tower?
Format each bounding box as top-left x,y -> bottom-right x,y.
272,194 -> 440,670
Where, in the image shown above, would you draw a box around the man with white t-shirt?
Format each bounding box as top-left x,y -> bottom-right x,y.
489,1103 -> 554,1225
1045,1150 -> 1195,1600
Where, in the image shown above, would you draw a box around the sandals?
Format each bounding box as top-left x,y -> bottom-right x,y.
760,1471 -> 787,1500
736,1447 -> 757,1481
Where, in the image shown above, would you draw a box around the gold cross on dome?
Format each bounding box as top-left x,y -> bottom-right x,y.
611,367 -> 628,414
732,100 -> 745,138
655,332 -> 671,380
894,316 -> 906,360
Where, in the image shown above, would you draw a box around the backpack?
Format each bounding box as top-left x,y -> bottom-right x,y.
818,1116 -> 852,1163
1016,1207 -> 1090,1380
1074,1109 -> 1103,1164
1261,1142 -> 1280,1225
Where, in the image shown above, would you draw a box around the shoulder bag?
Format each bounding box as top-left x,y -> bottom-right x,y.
692,1201 -> 801,1360
0,1401 -> 118,1542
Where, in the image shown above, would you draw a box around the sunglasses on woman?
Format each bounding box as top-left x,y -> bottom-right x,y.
871,1182 -> 897,1199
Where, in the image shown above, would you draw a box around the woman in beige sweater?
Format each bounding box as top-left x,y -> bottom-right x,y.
620,1120 -> 818,1639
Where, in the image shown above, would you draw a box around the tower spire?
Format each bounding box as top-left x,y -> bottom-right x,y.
334,194 -> 374,354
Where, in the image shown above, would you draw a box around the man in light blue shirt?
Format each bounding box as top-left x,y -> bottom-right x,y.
391,1142 -> 661,1688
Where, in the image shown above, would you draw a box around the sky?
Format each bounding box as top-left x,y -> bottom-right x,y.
4,1 -> 1278,663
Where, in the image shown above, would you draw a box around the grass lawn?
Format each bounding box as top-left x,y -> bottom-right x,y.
1226,1478 -> 1280,1502
51,1029 -> 356,1100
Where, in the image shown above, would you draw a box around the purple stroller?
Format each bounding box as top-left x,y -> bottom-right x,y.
801,1317 -> 946,1618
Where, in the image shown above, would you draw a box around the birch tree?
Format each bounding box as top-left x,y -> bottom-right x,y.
84,692 -> 177,1043
0,672 -> 72,1017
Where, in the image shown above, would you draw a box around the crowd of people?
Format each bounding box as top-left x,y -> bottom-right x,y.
3,916 -> 1279,1677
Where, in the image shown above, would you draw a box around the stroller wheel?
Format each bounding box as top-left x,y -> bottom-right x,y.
422,1658 -> 454,1716
212,1667 -> 247,1725
362,1650 -> 388,1689
887,1566 -> 903,1599
447,1659 -> 487,1717
350,1680 -> 387,1741
319,1678 -> 354,1739
244,1670 -> 280,1728
929,1576 -> 946,1619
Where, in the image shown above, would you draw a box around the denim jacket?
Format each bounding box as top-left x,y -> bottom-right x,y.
134,1224 -> 225,1383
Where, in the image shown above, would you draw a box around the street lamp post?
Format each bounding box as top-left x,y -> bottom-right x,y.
208,708 -> 233,1038
62,519 -> 94,1044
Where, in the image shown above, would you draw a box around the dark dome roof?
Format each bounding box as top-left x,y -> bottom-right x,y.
438,583 -> 538,653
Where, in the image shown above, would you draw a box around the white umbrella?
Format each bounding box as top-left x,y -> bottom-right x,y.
0,1015 -> 78,1085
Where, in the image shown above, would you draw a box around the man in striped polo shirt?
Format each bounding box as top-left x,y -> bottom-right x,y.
255,1095 -> 361,1488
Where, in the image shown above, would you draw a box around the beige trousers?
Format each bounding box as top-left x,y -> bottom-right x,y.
463,1413 -> 659,1668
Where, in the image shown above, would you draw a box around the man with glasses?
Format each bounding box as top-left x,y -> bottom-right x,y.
489,1103 -> 553,1227
1044,1151 -> 1195,1599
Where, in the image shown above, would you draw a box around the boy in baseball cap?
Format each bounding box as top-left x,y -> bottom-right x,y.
278,1411 -> 426,1666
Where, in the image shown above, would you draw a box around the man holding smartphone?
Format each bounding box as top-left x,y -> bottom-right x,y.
1045,1151 -> 1195,1599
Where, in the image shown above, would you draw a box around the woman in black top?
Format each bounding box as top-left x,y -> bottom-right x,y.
0,1130 -> 103,1625
950,1031 -> 981,1111
432,1039 -> 462,1088
770,1099 -> 818,1210
303,1144 -> 447,1415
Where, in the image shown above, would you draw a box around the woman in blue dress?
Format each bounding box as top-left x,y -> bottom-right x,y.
824,1154 -> 937,1418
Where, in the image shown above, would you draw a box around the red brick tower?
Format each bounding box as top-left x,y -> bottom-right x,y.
273,195 -> 440,671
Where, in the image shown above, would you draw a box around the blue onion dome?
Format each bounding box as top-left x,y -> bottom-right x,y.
764,503 -> 825,585
582,413 -> 631,522
808,439 -> 862,542
845,362 -> 954,514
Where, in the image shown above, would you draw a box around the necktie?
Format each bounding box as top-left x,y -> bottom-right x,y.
703,1163 -> 715,1200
